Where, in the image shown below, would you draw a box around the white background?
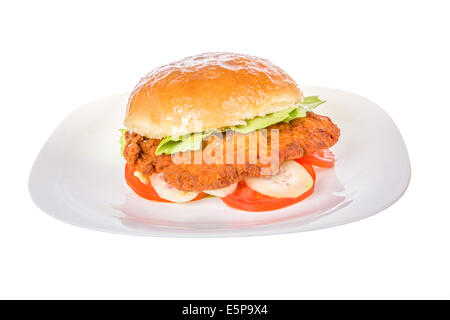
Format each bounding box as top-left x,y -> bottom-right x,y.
1,0 -> 449,299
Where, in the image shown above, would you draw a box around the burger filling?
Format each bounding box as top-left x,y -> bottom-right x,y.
122,111 -> 340,193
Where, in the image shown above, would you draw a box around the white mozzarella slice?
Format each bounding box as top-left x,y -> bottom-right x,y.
244,160 -> 313,198
149,173 -> 199,203
204,183 -> 238,198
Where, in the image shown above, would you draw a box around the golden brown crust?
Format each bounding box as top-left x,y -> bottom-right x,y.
123,112 -> 340,191
124,52 -> 302,139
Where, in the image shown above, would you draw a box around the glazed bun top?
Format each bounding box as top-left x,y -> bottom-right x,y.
124,52 -> 303,139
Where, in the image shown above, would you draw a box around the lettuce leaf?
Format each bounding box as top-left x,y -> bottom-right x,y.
229,96 -> 324,133
119,129 -> 127,157
299,96 -> 326,110
283,107 -> 307,122
155,131 -> 214,155
151,96 -> 325,155
229,107 -> 298,134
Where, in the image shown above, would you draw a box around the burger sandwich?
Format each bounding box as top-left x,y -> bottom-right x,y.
121,52 -> 340,211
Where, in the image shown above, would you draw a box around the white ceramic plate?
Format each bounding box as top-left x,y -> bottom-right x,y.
29,86 -> 410,237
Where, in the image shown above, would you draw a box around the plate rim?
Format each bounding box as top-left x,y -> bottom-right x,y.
28,85 -> 411,237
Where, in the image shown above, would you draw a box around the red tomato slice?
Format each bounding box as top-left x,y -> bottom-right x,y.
297,149 -> 335,168
221,163 -> 316,212
124,164 -> 207,203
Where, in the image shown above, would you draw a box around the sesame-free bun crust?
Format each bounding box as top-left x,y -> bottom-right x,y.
124,52 -> 303,139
